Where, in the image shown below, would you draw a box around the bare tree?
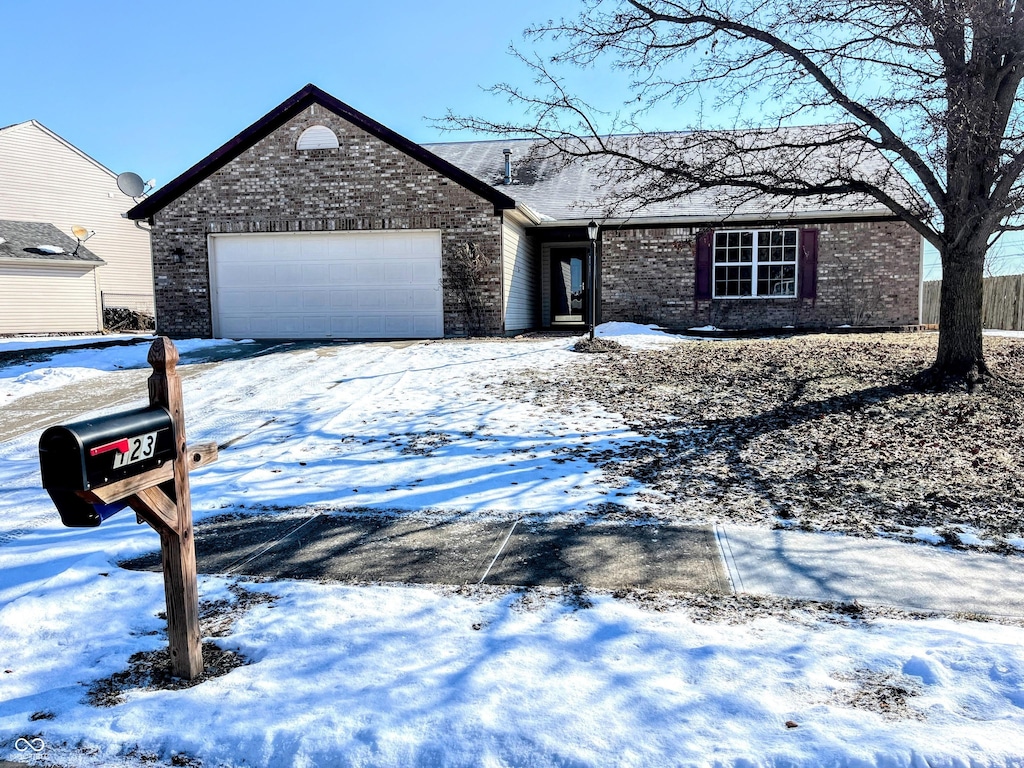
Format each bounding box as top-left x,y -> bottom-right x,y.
446,0 -> 1024,385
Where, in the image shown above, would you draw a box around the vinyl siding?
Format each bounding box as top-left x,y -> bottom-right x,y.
0,262 -> 102,333
0,122 -> 153,315
501,217 -> 538,332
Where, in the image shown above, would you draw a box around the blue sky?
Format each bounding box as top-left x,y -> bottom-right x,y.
3,0 -> 1021,278
1,0 -> 619,188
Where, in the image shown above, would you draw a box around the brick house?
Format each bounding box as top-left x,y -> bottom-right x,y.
127,84 -> 922,339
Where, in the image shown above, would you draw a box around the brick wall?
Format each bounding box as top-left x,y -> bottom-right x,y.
149,106 -> 504,338
600,220 -> 921,329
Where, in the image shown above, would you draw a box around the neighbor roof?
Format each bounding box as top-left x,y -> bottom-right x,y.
0,220 -> 104,264
126,84 -> 516,220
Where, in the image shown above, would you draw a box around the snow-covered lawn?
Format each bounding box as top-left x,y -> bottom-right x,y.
1,327 -> 1022,767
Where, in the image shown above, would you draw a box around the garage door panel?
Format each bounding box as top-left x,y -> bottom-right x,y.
353,239 -> 384,259
274,238 -> 303,260
330,316 -> 358,335
356,316 -> 384,335
218,290 -> 252,313
221,237 -> 274,262
220,263 -> 272,287
385,315 -> 415,335
212,231 -> 442,339
247,316 -> 278,335
357,292 -> 385,310
218,317 -> 250,337
276,316 -> 307,334
329,263 -> 357,283
410,289 -> 441,310
303,316 -> 329,335
328,238 -> 357,259
384,263 -> 411,282
384,289 -> 408,309
300,238 -> 330,259
250,265 -> 277,286
381,237 -> 413,257
276,290 -> 303,312
356,263 -> 386,283
412,261 -> 441,283
303,290 -> 330,310
276,264 -> 304,283
329,289 -> 358,309
384,289 -> 437,310
302,263 -> 331,283
413,316 -> 444,336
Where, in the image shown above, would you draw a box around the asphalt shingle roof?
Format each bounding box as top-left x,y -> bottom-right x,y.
121,85 -> 919,225
0,220 -> 104,264
425,127 -> 918,223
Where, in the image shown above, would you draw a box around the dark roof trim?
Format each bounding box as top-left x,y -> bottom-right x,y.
127,84 -> 516,220
527,214 -> 905,237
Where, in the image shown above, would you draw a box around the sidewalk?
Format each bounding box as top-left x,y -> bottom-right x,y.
119,511 -> 1024,618
121,514 -> 731,594
718,524 -> 1024,617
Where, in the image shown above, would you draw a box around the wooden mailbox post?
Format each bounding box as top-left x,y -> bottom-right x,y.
75,338 -> 215,679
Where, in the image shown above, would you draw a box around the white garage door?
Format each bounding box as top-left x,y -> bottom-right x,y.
209,231 -> 443,339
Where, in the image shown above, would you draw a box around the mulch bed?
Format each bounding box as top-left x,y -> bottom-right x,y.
514,333 -> 1024,550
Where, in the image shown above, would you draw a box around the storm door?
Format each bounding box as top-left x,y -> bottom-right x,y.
551,248 -> 588,324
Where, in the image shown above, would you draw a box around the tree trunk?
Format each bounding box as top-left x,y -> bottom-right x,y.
934,244 -> 987,382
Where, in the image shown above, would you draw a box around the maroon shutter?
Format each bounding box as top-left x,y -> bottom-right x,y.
799,228 -> 819,302
695,230 -> 713,301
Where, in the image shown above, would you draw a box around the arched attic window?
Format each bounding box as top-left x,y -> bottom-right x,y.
296,125 -> 339,150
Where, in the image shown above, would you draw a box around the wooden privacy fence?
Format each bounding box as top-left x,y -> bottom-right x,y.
922,274 -> 1024,331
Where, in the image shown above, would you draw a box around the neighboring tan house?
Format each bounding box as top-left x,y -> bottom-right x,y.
0,221 -> 105,333
0,120 -> 154,334
126,84 -> 923,340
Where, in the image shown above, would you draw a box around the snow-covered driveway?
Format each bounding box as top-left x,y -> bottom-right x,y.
174,337 -> 647,521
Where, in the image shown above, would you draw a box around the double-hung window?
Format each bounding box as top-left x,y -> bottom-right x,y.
713,229 -> 798,298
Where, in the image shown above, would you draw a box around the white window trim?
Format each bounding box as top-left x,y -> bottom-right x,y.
712,228 -> 799,299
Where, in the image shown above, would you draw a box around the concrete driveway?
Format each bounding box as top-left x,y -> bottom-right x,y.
0,338 -> 335,442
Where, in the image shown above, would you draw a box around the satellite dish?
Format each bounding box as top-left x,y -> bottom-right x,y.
117,172 -> 146,198
72,225 -> 90,240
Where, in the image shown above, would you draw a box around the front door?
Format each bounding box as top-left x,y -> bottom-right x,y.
551,249 -> 587,324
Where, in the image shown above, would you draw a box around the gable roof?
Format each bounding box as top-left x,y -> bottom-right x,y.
126,84 -> 516,220
0,220 -> 104,264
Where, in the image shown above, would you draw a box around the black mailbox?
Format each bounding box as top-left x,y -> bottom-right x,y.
39,406 -> 176,527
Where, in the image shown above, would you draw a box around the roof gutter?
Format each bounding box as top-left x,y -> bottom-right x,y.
511,203 -> 546,226
0,256 -> 105,267
532,207 -> 903,229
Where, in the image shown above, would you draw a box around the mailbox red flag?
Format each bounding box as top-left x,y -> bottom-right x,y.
89,439 -> 129,457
